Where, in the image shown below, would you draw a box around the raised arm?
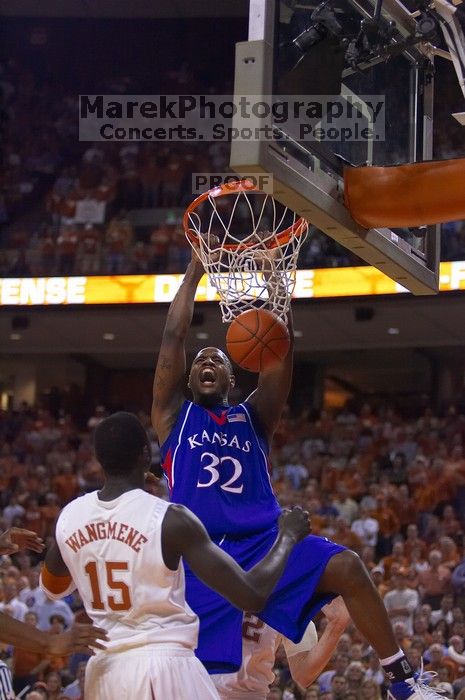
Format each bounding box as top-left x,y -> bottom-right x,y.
247,310 -> 294,444
0,527 -> 44,555
162,504 -> 310,612
285,597 -> 350,688
152,254 -> 204,446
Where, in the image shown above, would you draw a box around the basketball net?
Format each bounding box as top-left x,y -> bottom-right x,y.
183,180 -> 309,323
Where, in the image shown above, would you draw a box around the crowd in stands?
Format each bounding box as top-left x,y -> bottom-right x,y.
1,399 -> 465,698
2,39 -> 465,278
0,59 -> 227,277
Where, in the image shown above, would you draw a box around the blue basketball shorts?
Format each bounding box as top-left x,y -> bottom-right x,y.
184,529 -> 346,674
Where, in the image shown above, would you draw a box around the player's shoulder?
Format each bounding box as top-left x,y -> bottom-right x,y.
60,491 -> 95,514
56,491 -> 96,526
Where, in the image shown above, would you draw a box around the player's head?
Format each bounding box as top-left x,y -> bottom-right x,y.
188,347 -> 235,405
94,412 -> 151,476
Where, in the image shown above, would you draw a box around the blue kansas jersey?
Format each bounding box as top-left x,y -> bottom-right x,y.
160,400 -> 281,538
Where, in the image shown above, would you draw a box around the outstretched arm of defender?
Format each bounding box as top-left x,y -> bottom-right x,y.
152,251 -> 204,445
0,612 -> 108,655
285,597 -> 350,688
162,504 -> 310,612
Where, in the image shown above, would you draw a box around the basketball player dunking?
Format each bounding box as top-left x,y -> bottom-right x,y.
40,412 -> 310,700
152,248 -> 442,700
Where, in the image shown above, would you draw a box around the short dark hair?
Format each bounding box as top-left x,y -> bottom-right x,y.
94,412 -> 149,475
49,614 -> 65,625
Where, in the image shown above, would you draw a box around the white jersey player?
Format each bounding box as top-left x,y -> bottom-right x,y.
213,597 -> 350,700
40,412 -> 310,700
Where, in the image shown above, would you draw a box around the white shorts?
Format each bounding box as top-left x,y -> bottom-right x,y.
85,646 -> 220,700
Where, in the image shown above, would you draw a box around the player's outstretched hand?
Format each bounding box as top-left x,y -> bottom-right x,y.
0,528 -> 45,555
278,506 -> 311,543
48,623 -> 109,656
322,596 -> 351,630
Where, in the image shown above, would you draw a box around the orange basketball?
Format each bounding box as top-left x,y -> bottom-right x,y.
226,308 -> 290,373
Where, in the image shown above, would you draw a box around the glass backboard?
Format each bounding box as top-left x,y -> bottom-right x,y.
230,0 -> 441,293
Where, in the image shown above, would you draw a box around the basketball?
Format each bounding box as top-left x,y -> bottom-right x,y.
226,308 -> 290,373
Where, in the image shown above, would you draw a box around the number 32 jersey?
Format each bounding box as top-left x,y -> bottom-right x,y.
160,401 -> 281,538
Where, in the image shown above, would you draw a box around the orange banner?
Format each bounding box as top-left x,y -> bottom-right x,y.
0,262 -> 462,306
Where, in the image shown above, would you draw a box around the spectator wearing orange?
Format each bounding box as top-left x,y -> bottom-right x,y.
437,535 -> 461,571
56,225 -> 79,275
325,515 -> 363,553
418,550 -> 452,609
370,566 -> 390,598
25,465 -> 50,497
52,464 -> 80,505
380,541 -> 409,580
424,643 -> 459,681
411,614 -> 433,647
403,523 -> 427,559
391,485 -> 417,532
360,545 -> 377,573
305,498 -> 326,535
404,564 -> 421,591
340,457 -> 365,499
371,493 -> 401,556
80,223 -> 101,275
439,504 -> 462,538
38,229 -> 56,276
406,455 -> 429,492
141,154 -> 162,207
46,615 -> 69,673
409,545 -> 429,577
12,610 -> 49,694
149,223 -> 172,273
447,635 -> 465,678
131,241 -> 151,274
320,460 -> 339,494
22,498 -> 44,538
392,621 -> 412,651
105,211 -> 133,274
39,493 -> 60,539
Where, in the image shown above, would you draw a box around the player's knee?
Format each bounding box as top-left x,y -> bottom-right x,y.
323,549 -> 367,594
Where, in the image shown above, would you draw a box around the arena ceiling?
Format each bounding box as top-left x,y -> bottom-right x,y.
0,0 -> 248,17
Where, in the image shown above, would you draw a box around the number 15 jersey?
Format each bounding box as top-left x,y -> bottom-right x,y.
52,489 -> 199,653
160,401 -> 281,538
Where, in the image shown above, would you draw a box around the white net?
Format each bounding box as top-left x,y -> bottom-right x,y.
183,182 -> 309,323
